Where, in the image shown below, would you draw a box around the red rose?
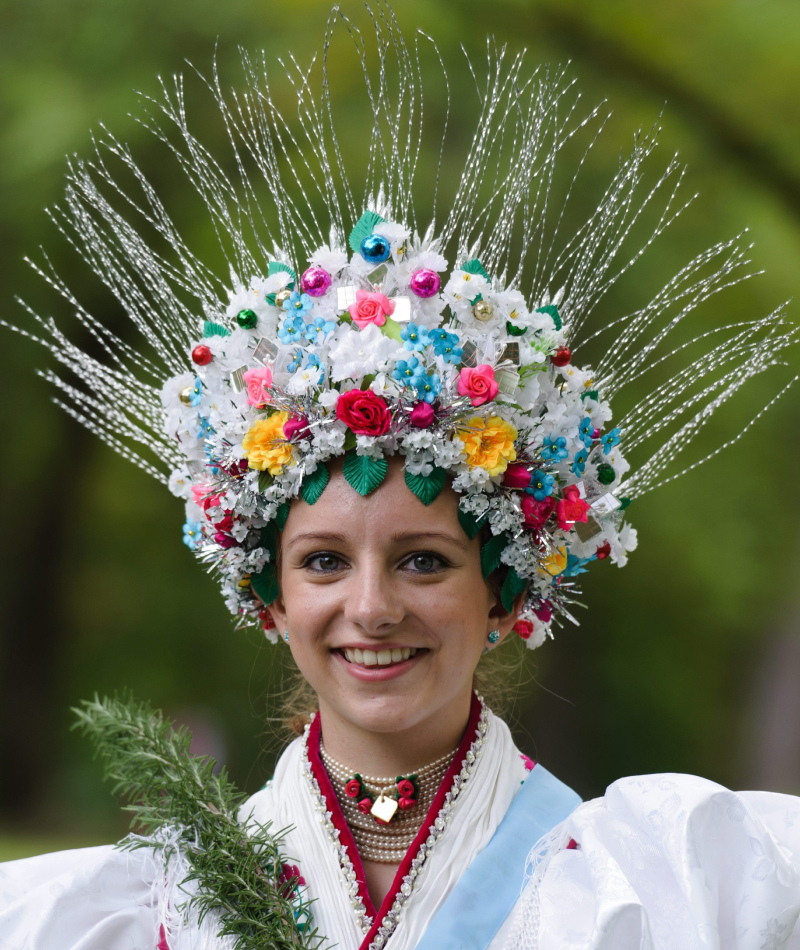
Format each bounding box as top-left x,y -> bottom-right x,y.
336,388 -> 392,436
397,779 -> 416,798
357,797 -> 373,815
556,485 -> 590,530
521,495 -> 556,529
283,415 -> 311,441
503,464 -> 532,489
344,779 -> 361,798
348,289 -> 395,328
457,364 -> 499,407
533,602 -> 552,623
398,797 -> 417,811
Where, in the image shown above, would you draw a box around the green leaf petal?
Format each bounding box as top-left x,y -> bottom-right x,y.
380,316 -> 403,342
461,258 -> 490,280
500,567 -> 528,613
457,507 -> 486,540
480,532 -> 508,579
342,452 -> 387,497
260,522 -> 278,559
257,470 -> 274,493
251,561 -> 279,605
343,429 -> 357,452
203,320 -> 231,338
580,389 -> 599,402
349,210 -> 385,254
300,464 -> 329,505
274,502 -> 290,531
404,467 -> 447,506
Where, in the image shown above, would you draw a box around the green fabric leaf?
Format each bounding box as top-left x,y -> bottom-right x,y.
619,497 -> 632,510
274,502 -> 290,531
380,316 -> 403,342
457,507 -> 486,540
257,470 -> 273,493
203,320 -> 231,338
535,304 -> 562,330
404,467 -> 447,506
260,521 -> 278,559
267,260 -> 296,285
461,258 -> 490,280
251,561 -> 279,605
480,531 -> 508,579
343,429 -> 357,452
349,210 -> 385,253
300,464 -> 329,505
500,567 -> 528,613
342,452 -> 387,497
581,389 -> 599,402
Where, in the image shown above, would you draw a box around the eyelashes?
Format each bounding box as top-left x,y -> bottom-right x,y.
300,550 -> 451,575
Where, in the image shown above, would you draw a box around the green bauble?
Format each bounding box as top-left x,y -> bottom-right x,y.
596,463 -> 616,485
236,308 -> 258,329
505,321 -> 526,337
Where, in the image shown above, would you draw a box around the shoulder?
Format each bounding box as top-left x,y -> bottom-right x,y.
502,772 -> 800,949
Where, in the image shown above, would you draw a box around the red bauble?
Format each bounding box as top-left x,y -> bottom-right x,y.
550,347 -> 572,367
595,542 -> 611,560
514,620 -> 534,640
192,344 -> 213,366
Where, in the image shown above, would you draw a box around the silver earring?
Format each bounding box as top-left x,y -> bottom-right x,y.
283,628 -> 290,643
487,629 -> 500,645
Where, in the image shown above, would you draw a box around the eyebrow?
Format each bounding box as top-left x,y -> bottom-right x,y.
285,530 -> 468,550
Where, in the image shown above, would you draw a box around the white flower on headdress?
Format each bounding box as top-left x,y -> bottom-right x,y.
256,271 -> 294,295
443,270 -> 491,302
328,323 -> 401,381
310,244 -> 349,274
286,365 -> 323,394
375,221 -> 411,250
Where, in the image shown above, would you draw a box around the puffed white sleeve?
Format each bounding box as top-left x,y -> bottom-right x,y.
502,773 -> 800,950
0,844 -> 161,950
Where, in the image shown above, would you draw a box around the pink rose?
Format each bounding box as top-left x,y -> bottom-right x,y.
457,364 -> 499,407
398,797 -> 417,811
243,366 -> 273,406
397,779 -> 416,798
556,485 -> 590,531
409,401 -> 435,428
344,779 -> 361,798
502,463 -> 532,489
283,415 -> 311,441
336,389 -> 392,436
521,495 -> 556,529
533,602 -> 553,623
514,620 -> 534,641
348,289 -> 395,329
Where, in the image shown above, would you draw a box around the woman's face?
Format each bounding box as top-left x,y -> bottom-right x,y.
269,456 -> 520,742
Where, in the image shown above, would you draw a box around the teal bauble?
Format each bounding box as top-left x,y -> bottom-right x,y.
360,233 -> 391,264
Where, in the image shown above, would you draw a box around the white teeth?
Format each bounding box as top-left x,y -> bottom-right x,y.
342,647 -> 420,666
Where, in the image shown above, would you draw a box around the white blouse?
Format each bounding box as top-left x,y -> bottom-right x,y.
2,703 -> 799,950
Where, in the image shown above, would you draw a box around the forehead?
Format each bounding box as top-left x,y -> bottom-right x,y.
283,455 -> 463,539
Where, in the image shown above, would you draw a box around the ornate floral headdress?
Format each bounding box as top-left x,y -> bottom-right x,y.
8,5 -> 796,647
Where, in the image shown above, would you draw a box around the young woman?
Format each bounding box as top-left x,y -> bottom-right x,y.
1,5 -> 799,948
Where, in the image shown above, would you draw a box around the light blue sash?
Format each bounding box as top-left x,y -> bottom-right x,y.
415,765 -> 581,950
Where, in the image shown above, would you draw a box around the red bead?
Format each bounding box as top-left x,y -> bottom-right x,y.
514,620 -> 534,640
596,542 -> 611,560
550,347 -> 572,367
192,344 -> 213,366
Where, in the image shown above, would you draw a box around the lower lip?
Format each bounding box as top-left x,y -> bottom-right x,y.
332,650 -> 424,682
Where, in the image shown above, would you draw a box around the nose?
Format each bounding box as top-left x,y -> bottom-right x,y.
344,561 -> 404,635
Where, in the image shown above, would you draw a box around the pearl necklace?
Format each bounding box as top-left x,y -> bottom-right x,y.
321,744 -> 456,863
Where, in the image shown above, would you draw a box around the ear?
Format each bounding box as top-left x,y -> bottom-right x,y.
266,591 -> 287,633
486,583 -> 526,645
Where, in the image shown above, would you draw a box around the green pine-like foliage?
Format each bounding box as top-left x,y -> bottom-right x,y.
73,694 -> 325,950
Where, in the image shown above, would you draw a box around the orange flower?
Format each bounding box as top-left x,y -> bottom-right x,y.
458,415 -> 518,476
242,411 -> 294,474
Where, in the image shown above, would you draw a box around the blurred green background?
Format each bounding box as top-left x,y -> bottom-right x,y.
2,0 -> 800,861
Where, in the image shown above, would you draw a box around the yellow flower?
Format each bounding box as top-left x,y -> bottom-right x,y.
242,411 -> 295,475
457,415 -> 518,476
540,546 -> 567,577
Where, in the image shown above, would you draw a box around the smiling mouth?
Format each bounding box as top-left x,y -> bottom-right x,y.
341,647 -> 420,668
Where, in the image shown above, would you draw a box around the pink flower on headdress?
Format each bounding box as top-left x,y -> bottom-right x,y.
348,289 -> 395,328
243,366 -> 273,407
556,485 -> 590,531
457,365 -> 499,407
521,495 -> 556,529
336,389 -> 392,436
409,401 -> 435,428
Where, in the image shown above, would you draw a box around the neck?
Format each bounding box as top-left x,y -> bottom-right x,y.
317,690 -> 475,778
